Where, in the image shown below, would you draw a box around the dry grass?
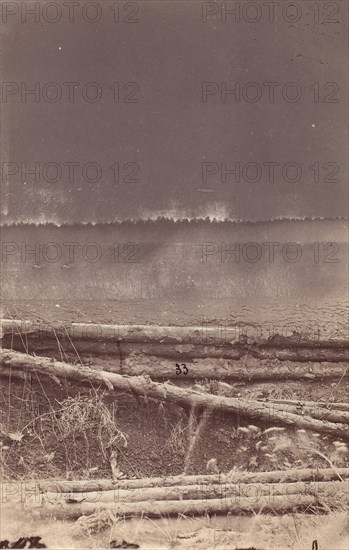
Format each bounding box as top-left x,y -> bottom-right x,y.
1,316 -> 348,548
0,388 -> 128,480
1,504 -> 348,549
51,393 -> 127,460
165,417 -> 189,457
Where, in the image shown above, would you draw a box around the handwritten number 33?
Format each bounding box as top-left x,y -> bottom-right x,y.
175,363 -> 188,375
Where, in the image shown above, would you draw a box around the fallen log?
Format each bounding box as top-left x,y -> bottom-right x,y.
6,467 -> 348,496
3,342 -> 349,381
123,356 -> 349,381
191,384 -> 349,423
250,347 -> 349,363
0,366 -> 31,381
122,343 -> 349,363
2,349 -> 349,439
2,319 -> 347,347
264,399 -> 349,412
23,483 -> 349,520
36,481 -> 347,506
259,401 -> 349,424
6,339 -> 348,364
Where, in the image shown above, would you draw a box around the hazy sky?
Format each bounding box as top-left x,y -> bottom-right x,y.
1,1 -> 347,224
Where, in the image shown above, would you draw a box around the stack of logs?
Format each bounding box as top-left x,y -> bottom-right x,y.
3,468 -> 348,519
1,349 -> 349,440
1,319 -> 348,520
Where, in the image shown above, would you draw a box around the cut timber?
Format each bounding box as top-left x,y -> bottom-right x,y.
251,347 -> 349,363
2,318 -> 347,346
1,349 -> 349,439
25,482 -> 349,520
37,481 -> 346,505
2,318 -> 348,369
265,399 -> 349,412
122,344 -> 349,364
3,343 -> 348,381
5,338 -> 347,363
259,401 -> 349,424
0,366 -> 31,381
13,467 -> 349,494
123,356 -> 349,381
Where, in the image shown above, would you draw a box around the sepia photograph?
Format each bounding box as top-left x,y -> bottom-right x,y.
0,1 -> 348,549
